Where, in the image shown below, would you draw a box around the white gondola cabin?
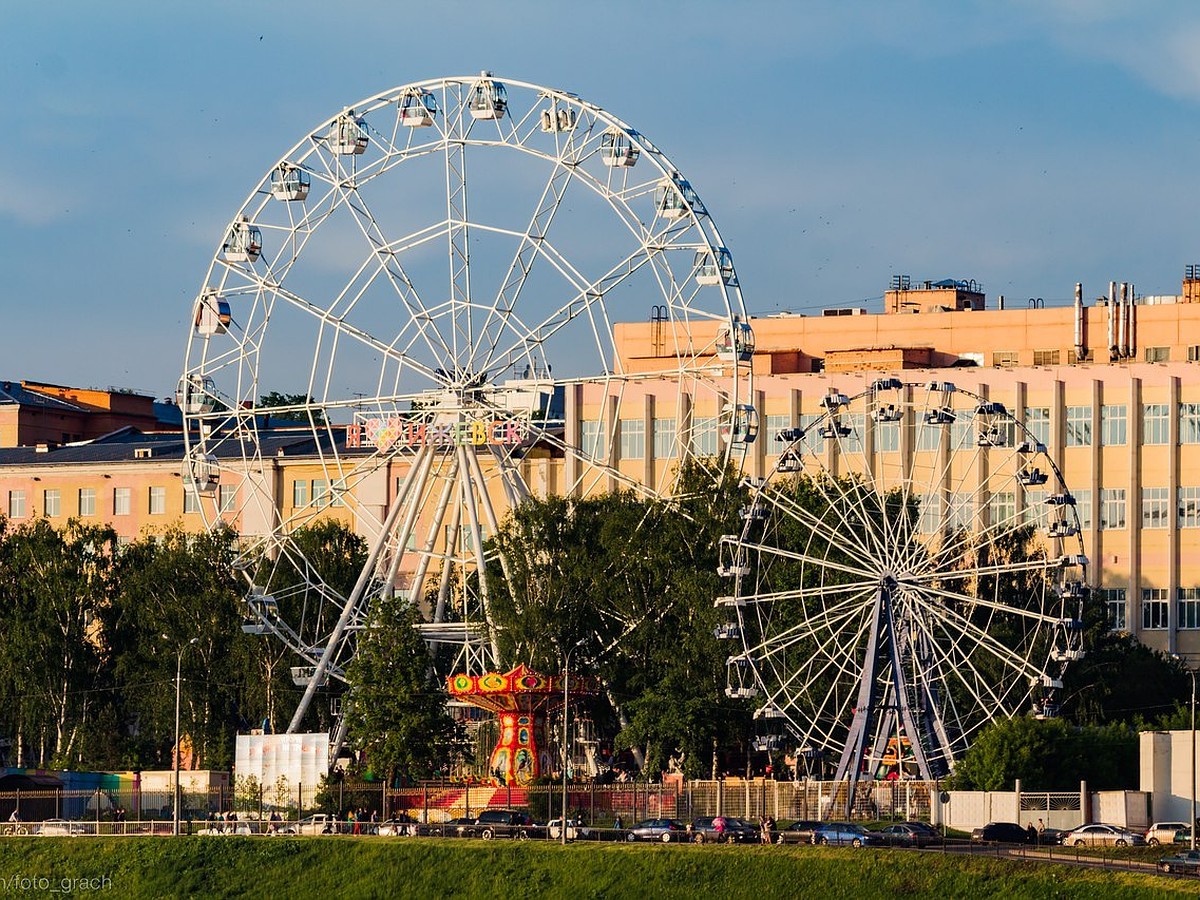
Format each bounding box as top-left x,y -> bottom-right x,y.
600,128 -> 639,167
655,177 -> 702,219
721,403 -> 759,445
469,73 -> 507,120
223,216 -> 262,263
715,317 -> 755,362
176,374 -> 217,414
182,450 -> 219,495
270,163 -> 310,201
695,248 -> 735,286
399,88 -> 437,127
540,105 -> 576,132
329,111 -> 369,154
192,290 -> 230,337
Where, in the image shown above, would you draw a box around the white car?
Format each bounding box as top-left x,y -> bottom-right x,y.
1063,823 -> 1145,847
547,818 -> 590,841
1145,821 -> 1190,846
377,818 -> 417,836
295,814 -> 340,835
35,819 -> 86,836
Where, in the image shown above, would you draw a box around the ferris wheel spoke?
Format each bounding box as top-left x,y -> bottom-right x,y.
903,609 -> 1003,740
905,579 -> 1062,627
908,553 -> 1061,585
755,483 -> 878,565
737,539 -> 877,581
917,592 -> 1050,683
736,580 -> 879,607
800,468 -> 891,569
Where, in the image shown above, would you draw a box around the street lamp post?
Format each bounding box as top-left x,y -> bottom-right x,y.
170,636 -> 199,837
562,638 -> 586,846
1174,653 -> 1197,850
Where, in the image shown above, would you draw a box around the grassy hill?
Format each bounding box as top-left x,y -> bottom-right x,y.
1,838 -> 1196,899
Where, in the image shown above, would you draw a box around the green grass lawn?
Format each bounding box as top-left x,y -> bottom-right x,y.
1,837 -> 1197,899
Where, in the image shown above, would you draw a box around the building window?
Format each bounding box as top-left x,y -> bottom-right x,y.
1181,403 -> 1200,444
8,490 -> 25,519
1142,588 -> 1170,630
1073,489 -> 1092,530
875,419 -> 900,453
183,486 -> 201,514
1180,588 -> 1200,630
691,417 -> 719,457
1143,487 -> 1169,529
293,480 -> 309,508
1099,488 -> 1126,530
312,479 -> 328,506
1098,588 -> 1127,632
1023,407 -> 1050,446
839,413 -> 864,454
44,489 -> 61,517
989,491 -> 1016,529
1100,405 -> 1126,446
1022,489 -> 1046,527
1143,404 -> 1169,445
1180,487 -> 1200,528
916,421 -> 942,452
329,480 -> 346,507
1145,346 -> 1169,363
946,492 -> 972,532
113,487 -> 131,516
78,488 -> 96,517
1032,349 -> 1060,366
1189,345 -> 1200,363
992,351 -> 1018,368
950,416 -> 972,450
582,420 -> 607,461
800,414 -> 823,455
917,495 -> 942,534
618,419 -> 645,460
1065,406 -> 1092,447
652,417 -> 676,460
219,484 -> 237,513
148,486 -> 166,515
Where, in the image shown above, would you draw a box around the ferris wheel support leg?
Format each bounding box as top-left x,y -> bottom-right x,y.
408,454 -> 460,620
381,449 -> 449,607
457,444 -> 501,666
466,446 -> 519,594
833,587 -> 885,816
286,446 -> 433,734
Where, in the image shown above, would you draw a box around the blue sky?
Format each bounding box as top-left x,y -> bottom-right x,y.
3,1 -> 1200,396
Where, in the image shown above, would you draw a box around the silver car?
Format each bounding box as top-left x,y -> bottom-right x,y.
1062,823 -> 1145,847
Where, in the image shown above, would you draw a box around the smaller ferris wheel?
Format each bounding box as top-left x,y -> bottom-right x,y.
718,378 -> 1087,806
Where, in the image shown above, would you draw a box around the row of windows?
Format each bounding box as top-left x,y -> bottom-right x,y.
291,479 -> 346,509
7,486 -> 233,519
996,346 -> 1187,367
1101,587 -> 1200,631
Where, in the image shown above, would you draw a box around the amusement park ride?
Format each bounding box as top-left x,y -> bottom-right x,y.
181,72 -> 1086,796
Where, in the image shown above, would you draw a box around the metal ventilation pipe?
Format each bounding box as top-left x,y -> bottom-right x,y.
998,294 -> 1005,310
1129,283 -> 1137,358
1107,281 -> 1118,359
1119,282 -> 1129,358
1073,282 -> 1085,359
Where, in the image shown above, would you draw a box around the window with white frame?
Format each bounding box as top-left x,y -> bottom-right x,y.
652,417 -> 676,459
765,415 -> 790,445
312,479 -> 328,506
1098,588 -> 1127,632
329,480 -> 346,507
43,489 -> 61,516
1143,588 -> 1169,630
875,419 -> 900,453
293,480 -> 309,508
1073,489 -> 1092,530
183,486 -> 200,514
1023,407 -> 1051,446
915,421 -> 942,452
691,416 -> 719,456
148,486 -> 166,515
1022,489 -> 1046,527
917,495 -> 942,534
618,418 -> 645,460
950,416 -> 972,450
219,484 -> 236,513
1143,486 -> 1169,529
989,491 -> 1016,529
947,492 -> 972,532
840,413 -> 864,454
1099,488 -> 1126,529
1065,406 -> 1091,446
77,487 -> 95,517
582,419 -> 607,461
113,487 -> 131,516
1143,404 -> 1169,445
800,414 -> 822,455
1180,486 -> 1200,528
1182,403 -> 1200,444
1180,588 -> 1200,629
1101,405 -> 1126,446
8,490 -> 25,519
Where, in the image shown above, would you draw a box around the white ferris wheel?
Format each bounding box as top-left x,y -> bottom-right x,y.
179,72 -> 755,733
719,379 -> 1086,805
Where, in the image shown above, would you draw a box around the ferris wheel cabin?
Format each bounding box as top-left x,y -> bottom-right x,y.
329,111 -> 369,155
715,318 -> 755,362
656,177 -> 703,219
469,73 -> 507,120
270,163 -> 310,201
192,290 -> 230,337
695,248 -> 735,286
182,451 -> 220,495
223,217 -> 262,263
601,129 -> 639,167
176,374 -> 218,414
722,403 -> 759,444
399,88 -> 438,127
540,105 -> 576,132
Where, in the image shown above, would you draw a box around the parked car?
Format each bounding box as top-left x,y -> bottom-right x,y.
295,814 -> 340,835
625,818 -> 687,843
1146,821 -> 1191,846
879,823 -> 937,847
34,819 -> 86,837
690,816 -> 759,844
417,816 -> 475,837
812,822 -> 884,847
970,822 -> 1034,844
775,820 -> 823,845
464,808 -> 536,840
1062,823 -> 1146,847
547,817 -> 590,841
377,815 -> 418,837
1159,848 -> 1200,874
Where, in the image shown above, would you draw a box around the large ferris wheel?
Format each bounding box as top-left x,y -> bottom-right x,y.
720,379 -> 1087,804
179,73 -> 755,733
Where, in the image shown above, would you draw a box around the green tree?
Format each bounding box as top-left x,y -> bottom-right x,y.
258,391 -> 327,424
343,595 -> 461,784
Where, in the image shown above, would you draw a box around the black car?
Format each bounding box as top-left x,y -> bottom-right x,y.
971,822 -> 1034,844
462,809 -> 536,840
1159,849 -> 1200,874
879,823 -> 937,848
625,818 -> 687,843
690,816 -> 759,844
775,820 -> 823,845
